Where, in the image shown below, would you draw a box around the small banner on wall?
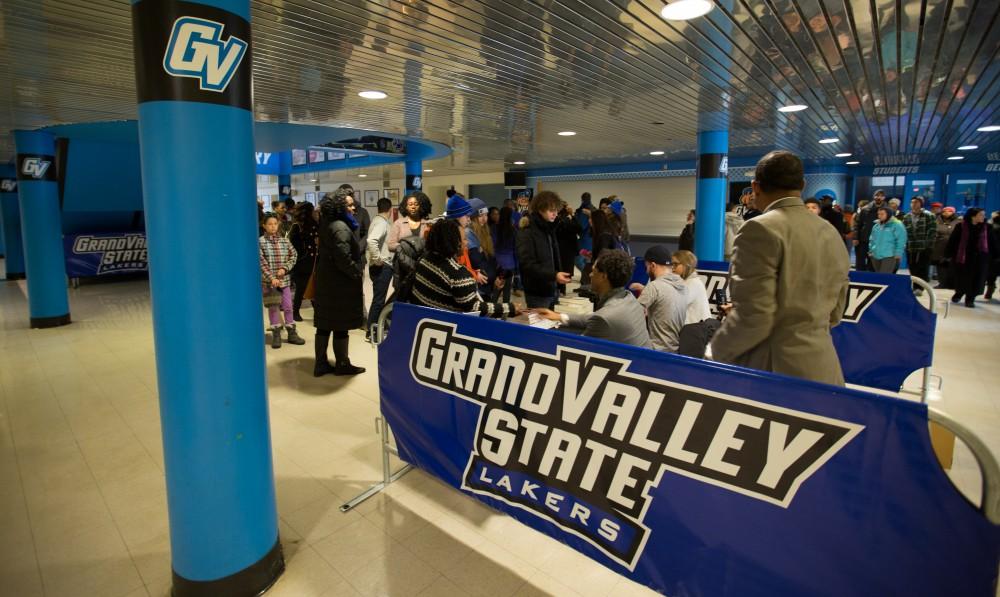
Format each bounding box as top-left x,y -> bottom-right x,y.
64,232 -> 148,278
380,304 -> 999,597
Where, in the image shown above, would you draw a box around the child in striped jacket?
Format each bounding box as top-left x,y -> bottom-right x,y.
260,214 -> 306,348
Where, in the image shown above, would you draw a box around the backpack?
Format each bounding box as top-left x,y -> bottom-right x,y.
392,235 -> 425,303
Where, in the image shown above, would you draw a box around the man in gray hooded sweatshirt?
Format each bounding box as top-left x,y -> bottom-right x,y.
630,245 -> 689,352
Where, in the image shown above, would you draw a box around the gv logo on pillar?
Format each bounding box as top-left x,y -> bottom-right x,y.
21,158 -> 51,179
162,17 -> 247,92
1,179 -> 17,192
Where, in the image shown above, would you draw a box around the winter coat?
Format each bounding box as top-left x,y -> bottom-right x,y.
902,210 -> 937,253
820,206 -> 845,235
288,220 -> 319,276
592,232 -> 617,263
354,206 -> 371,247
946,222 -> 999,296
314,205 -> 365,331
852,201 -> 882,246
868,218 -> 907,260
932,214 -> 960,262
678,223 -> 695,252
555,214 -> 581,274
515,212 -> 560,298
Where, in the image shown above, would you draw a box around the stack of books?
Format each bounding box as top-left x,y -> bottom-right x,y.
554,297 -> 593,315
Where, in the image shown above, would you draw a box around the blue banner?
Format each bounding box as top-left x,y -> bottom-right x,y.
63,232 -> 148,278
693,261 -> 935,392
380,303 -> 998,597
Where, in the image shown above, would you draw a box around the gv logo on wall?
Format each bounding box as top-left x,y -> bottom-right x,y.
1,179 -> 16,192
409,320 -> 863,570
163,17 -> 247,92
20,158 -> 51,179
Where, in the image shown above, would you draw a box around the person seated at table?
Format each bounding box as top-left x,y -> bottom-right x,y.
629,245 -> 688,352
411,219 -> 518,318
535,249 -> 651,348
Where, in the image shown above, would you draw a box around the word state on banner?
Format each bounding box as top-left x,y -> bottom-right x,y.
163,17 -> 247,92
409,319 -> 862,570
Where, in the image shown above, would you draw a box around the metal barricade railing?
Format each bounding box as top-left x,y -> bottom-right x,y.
928,408 -> 1000,524
903,276 -> 943,403
340,303 -> 413,513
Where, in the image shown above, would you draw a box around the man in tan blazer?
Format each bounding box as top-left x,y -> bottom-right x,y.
711,151 -> 850,386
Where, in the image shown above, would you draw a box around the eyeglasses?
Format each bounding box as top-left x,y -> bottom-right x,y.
670,261 -> 681,267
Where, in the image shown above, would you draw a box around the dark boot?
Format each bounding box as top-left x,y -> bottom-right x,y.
986,285 -> 995,300
966,298 -> 976,308
285,324 -> 306,345
270,326 -> 282,349
293,309 -> 303,322
333,336 -> 366,376
313,333 -> 334,377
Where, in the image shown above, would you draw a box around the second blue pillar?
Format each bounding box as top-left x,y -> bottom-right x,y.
694,129 -> 729,262
0,165 -> 26,280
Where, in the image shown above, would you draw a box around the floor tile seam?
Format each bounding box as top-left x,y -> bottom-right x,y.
0,384 -> 48,597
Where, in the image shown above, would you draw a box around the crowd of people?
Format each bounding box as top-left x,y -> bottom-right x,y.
256,157 -> 999,388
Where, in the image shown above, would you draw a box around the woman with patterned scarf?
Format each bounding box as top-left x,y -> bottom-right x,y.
946,207 -> 999,308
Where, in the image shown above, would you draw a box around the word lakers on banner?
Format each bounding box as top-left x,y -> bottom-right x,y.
379,303 -> 998,596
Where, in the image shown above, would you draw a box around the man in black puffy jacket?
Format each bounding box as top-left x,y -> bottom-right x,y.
516,191 -> 572,308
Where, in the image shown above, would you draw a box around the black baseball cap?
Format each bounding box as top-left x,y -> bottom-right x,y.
644,245 -> 671,266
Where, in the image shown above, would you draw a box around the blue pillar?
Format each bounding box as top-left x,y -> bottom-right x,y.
694,129 -> 729,262
13,131 -> 70,327
405,159 -> 423,196
1,165 -> 26,279
131,0 -> 282,594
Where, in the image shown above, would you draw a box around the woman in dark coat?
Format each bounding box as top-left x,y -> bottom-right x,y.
946,207 -> 999,308
314,189 -> 366,376
554,202 -> 582,295
288,202 -> 319,321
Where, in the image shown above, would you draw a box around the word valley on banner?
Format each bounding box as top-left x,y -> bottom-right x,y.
410,319 -> 863,570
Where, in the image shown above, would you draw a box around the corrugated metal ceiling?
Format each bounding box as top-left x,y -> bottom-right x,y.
1,0 -> 998,172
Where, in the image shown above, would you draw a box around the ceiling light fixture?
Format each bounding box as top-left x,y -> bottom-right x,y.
976,125 -> 1000,132
557,131 -> 577,136
835,153 -> 852,157
423,169 -> 433,173
957,145 -> 978,150
819,138 -> 839,144
660,0 -> 714,21
310,179 -> 318,182
778,104 -> 808,113
358,174 -> 368,177
846,161 -> 860,165
650,151 -> 665,156
513,161 -> 526,165
358,90 -> 387,100
947,156 -> 964,160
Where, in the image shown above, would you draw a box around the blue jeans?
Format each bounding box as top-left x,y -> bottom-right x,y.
367,263 -> 394,335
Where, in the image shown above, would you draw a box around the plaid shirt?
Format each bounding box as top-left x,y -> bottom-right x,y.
902,209 -> 937,252
259,233 -> 298,288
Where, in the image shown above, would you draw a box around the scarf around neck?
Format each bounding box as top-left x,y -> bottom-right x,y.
956,222 -> 988,265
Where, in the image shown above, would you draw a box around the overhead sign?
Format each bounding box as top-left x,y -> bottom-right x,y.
64,232 -> 148,278
380,304 -> 999,596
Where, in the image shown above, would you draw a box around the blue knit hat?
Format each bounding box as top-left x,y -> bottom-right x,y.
468,197 -> 488,216
445,194 -> 474,219
610,200 -> 625,217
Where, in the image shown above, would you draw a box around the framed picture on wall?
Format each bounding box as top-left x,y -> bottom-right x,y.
387,188 -> 400,204
364,189 -> 379,207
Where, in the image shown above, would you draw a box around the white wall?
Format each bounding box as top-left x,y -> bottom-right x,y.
538,176 -> 696,237
422,172 -> 505,215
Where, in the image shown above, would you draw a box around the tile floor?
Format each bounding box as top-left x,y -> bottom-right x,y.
1,264 -> 998,597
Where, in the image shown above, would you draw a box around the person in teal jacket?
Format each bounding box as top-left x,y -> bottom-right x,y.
869,205 -> 907,273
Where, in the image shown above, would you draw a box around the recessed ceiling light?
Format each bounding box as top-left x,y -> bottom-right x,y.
650,151 -> 665,156
947,156 -> 964,160
513,161 -> 526,165
846,161 -> 860,165
358,90 -> 387,100
958,145 -> 978,150
660,0 -> 714,21
358,174 -> 368,177
310,179 -> 318,182
557,131 -> 577,136
423,169 -> 433,173
835,152 -> 852,157
976,125 -> 1000,132
819,138 -> 839,144
778,104 -> 808,113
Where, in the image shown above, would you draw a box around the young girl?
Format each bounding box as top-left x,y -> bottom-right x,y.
260,215 -> 305,348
